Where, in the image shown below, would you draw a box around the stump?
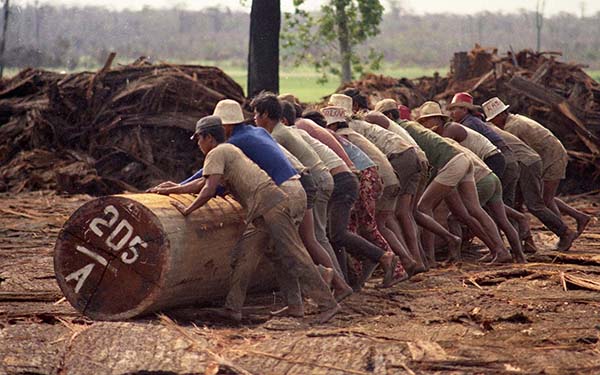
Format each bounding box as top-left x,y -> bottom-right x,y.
54,193 -> 274,320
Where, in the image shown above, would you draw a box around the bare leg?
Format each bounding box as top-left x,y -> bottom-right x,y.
542,179 -> 561,216
376,212 -> 418,272
414,210 -> 462,261
487,202 -> 526,263
555,198 -> 591,236
417,181 -> 454,266
299,208 -> 351,294
396,194 -> 427,269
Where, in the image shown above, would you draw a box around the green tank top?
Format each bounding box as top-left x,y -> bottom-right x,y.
398,120 -> 459,170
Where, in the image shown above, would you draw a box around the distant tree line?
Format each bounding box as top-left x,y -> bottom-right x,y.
2,4 -> 600,70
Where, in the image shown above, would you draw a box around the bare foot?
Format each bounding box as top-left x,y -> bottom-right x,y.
447,234 -> 463,262
334,285 -> 353,302
380,268 -> 410,288
490,250 -> 513,264
576,214 -> 591,238
313,303 -> 341,324
354,260 -> 379,291
555,229 -> 578,252
517,217 -> 532,241
479,252 -> 493,263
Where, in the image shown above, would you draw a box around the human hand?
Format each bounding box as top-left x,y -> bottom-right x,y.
170,201 -> 189,216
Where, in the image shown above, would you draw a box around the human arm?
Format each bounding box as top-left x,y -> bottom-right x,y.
152,177 -> 206,195
170,174 -> 222,216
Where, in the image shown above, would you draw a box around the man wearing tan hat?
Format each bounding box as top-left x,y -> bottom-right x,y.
413,101 -> 512,263
329,94 -> 428,271
483,97 -> 590,242
151,115 -> 341,323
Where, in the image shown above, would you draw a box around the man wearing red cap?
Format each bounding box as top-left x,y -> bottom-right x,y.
447,94 -> 522,210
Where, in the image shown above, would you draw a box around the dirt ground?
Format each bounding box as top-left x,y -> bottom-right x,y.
1,190 -> 599,375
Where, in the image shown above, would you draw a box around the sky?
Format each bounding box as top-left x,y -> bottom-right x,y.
12,0 -> 600,16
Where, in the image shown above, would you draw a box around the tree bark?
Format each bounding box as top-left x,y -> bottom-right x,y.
0,0 -> 10,78
335,0 -> 352,84
247,0 -> 280,98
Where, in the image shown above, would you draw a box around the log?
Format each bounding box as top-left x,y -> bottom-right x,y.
54,193 -> 275,320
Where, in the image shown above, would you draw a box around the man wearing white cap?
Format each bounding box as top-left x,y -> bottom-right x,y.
483,97 -> 590,241
151,115 -> 340,323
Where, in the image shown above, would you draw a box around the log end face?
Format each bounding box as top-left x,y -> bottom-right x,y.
54,196 -> 168,320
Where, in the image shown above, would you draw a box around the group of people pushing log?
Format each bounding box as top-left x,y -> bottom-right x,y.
147,89 -> 591,324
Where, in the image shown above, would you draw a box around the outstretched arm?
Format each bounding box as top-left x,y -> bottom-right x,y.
171,174 -> 222,216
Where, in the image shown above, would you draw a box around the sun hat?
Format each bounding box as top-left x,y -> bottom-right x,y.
447,92 -> 480,110
328,94 -> 353,116
374,98 -> 398,113
416,101 -> 450,122
321,106 -> 347,126
482,97 -> 510,121
213,99 -> 245,125
190,115 -> 223,140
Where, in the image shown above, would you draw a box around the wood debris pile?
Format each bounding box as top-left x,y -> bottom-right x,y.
340,46 -> 600,191
0,54 -> 245,195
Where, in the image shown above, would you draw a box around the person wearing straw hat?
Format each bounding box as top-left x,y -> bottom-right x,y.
153,115 -> 341,323
488,123 -> 578,252
411,101 -> 512,263
483,97 -> 591,242
253,92 -> 403,288
329,94 -> 428,272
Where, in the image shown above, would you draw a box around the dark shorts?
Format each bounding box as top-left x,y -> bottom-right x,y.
388,148 -> 423,196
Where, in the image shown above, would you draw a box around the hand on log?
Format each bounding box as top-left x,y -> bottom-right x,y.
170,200 -> 190,216
146,181 -> 179,194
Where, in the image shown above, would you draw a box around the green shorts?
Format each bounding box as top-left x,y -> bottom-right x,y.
476,173 -> 503,206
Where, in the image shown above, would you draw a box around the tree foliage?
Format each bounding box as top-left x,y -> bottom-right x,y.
282,0 -> 384,84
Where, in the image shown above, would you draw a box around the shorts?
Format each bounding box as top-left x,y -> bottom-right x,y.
388,148 -> 422,196
375,184 -> 399,212
542,152 -> 568,181
476,173 -> 503,206
433,153 -> 474,187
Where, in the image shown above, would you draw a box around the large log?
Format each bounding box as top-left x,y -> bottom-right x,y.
54,193 -> 275,320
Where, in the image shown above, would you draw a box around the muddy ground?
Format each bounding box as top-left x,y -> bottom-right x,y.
1,191 -> 599,375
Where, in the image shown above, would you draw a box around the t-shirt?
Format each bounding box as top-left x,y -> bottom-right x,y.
388,120 -> 428,162
180,124 -> 297,187
398,120 -> 460,170
271,122 -> 324,171
488,124 -> 541,166
461,113 -> 508,151
293,127 -> 346,170
349,119 -> 414,157
203,143 -> 286,223
278,144 -> 307,173
445,122 -> 499,160
504,114 -> 567,165
295,119 -> 355,169
333,131 -> 376,171
336,127 -> 398,188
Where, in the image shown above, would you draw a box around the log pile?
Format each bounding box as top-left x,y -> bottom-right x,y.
0,54 -> 245,195
339,46 -> 600,191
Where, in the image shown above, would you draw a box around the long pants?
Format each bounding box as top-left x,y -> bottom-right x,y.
349,166 -> 392,253
311,168 -> 343,275
484,152 -> 506,179
329,172 -> 385,268
519,160 -> 568,236
501,161 -> 520,207
224,180 -> 336,312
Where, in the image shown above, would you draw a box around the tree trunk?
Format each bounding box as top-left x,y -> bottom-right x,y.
247,0 -> 280,98
54,193 -> 275,320
0,0 -> 10,78
335,0 -> 352,84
